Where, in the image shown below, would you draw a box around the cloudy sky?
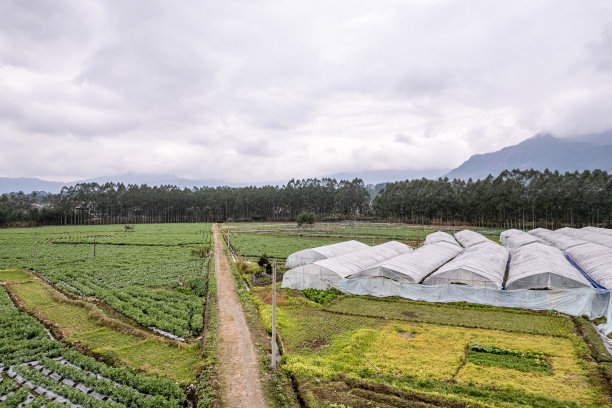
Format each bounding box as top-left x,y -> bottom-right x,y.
1,0 -> 611,183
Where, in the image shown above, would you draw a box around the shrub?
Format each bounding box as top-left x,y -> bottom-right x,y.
296,212 -> 315,226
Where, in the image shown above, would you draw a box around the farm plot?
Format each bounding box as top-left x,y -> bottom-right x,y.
0,284 -> 186,407
2,270 -> 201,385
251,288 -> 611,408
227,221 -> 502,248
0,224 -> 211,338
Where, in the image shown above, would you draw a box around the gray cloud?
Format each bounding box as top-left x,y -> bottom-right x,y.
0,0 -> 611,182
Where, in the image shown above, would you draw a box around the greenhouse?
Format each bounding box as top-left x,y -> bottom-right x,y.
424,231 -> 460,246
423,241 -> 508,289
500,229 -> 543,249
564,242 -> 612,289
528,228 -> 586,251
281,241 -> 412,289
505,242 -> 592,290
285,240 -> 369,268
353,241 -> 463,282
582,226 -> 612,237
454,229 -> 489,248
558,227 -> 612,249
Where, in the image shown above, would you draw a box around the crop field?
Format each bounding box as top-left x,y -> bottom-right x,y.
225,221 -> 502,260
0,224 -> 211,338
0,282 -> 187,407
251,288 -> 612,408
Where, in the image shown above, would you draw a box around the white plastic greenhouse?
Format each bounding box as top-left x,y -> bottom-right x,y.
281,241 -> 412,289
500,229 -> 543,249
423,241 -> 508,289
354,241 -> 463,282
564,242 -> 612,289
528,228 -> 586,251
454,230 -> 490,248
505,242 -> 592,290
582,226 -> 612,237
424,231 -> 460,246
285,240 -> 369,268
558,227 -> 612,249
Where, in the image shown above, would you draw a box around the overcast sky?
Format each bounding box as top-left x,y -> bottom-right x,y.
1,0 -> 611,183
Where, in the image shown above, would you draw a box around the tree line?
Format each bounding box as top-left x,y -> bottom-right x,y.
0,178 -> 370,226
1,169 -> 611,228
373,169 -> 612,229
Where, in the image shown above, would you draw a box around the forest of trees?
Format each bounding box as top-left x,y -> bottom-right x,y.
1,169 -> 611,228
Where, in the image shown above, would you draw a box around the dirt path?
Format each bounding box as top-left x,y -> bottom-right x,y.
213,225 -> 267,408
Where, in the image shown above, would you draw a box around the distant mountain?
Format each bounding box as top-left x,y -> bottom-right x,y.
0,177 -> 70,195
327,168 -> 450,185
445,133 -> 612,180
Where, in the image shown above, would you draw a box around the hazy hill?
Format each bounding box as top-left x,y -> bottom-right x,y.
445,133 -> 612,180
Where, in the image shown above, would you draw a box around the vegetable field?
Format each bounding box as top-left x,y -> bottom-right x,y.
0,284 -> 186,407
0,224 -> 212,338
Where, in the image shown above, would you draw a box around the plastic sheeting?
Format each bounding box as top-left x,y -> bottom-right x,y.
528,228 -> 586,251
330,278 -> 611,323
583,226 -> 612,237
423,241 -> 508,289
557,227 -> 612,249
565,242 -> 612,289
506,242 -> 592,290
424,231 -> 460,246
454,230 -> 489,248
285,240 -> 369,268
500,229 -> 543,249
353,241 -> 463,283
281,241 -> 412,289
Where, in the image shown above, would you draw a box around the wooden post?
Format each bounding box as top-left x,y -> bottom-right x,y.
33,230 -> 37,263
93,236 -> 97,258
270,260 -> 278,368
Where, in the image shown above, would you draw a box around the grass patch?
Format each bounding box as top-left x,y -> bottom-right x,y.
0,268 -> 31,283
324,296 -> 576,337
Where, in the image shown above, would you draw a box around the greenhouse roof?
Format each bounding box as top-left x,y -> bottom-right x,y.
424,231 -> 460,246
528,228 -> 586,251
500,229 -> 543,249
354,241 -> 462,283
285,240 -> 369,268
565,242 -> 612,289
506,242 -> 591,290
454,230 -> 491,248
423,241 -> 508,289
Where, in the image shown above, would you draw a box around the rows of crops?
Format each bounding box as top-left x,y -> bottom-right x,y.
0,224 -> 212,338
0,285 -> 186,407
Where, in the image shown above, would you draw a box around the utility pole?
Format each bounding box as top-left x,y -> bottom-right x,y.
93,236 -> 97,258
270,260 -> 278,368
33,230 -> 37,264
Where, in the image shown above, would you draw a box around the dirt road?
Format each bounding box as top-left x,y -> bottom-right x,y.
213,225 -> 267,408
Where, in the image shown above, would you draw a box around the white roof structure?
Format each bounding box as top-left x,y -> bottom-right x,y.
285,240 -> 369,268
454,230 -> 490,248
565,242 -> 612,289
281,241 -> 412,289
582,226 -> 612,237
424,231 -> 460,246
500,229 -> 543,249
528,228 -> 586,251
506,243 -> 591,290
557,227 -> 612,250
423,241 -> 508,289
354,241 -> 462,282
